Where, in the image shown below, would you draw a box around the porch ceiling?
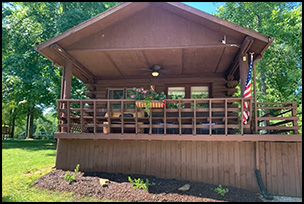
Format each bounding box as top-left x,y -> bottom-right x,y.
66,46 -> 239,79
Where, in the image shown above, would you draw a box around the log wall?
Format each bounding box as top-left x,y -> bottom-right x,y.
55,139 -> 302,196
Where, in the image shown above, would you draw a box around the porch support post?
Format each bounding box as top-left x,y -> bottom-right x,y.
61,59 -> 72,100
239,53 -> 249,96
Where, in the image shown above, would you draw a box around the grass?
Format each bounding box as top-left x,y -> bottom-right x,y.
2,139 -> 105,202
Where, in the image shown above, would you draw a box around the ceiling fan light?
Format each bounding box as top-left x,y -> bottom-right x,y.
152,71 -> 159,77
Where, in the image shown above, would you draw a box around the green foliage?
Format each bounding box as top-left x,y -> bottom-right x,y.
128,176 -> 155,190
215,2 -> 302,133
64,164 -> 80,183
214,184 -> 229,197
2,2 -> 120,138
74,164 -> 80,173
64,171 -> 76,183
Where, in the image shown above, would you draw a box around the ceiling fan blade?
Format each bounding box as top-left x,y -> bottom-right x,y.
159,69 -> 171,73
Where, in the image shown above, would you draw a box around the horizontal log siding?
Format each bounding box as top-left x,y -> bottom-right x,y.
55,140 -> 302,196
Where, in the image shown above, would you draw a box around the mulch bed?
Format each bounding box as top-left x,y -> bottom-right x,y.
33,169 -> 264,202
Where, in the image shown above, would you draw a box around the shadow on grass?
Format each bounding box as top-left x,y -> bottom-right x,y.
2,140 -> 57,151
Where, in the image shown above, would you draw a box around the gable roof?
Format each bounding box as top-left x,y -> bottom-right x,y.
35,2 -> 273,83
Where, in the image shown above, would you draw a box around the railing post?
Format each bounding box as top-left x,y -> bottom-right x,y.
164,101 -> 166,135
292,102 -> 298,134
107,101 -> 110,134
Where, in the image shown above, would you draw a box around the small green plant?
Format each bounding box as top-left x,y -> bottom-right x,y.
214,184 -> 229,196
74,164 -> 80,173
128,176 -> 155,190
64,171 -> 76,183
64,164 -> 80,183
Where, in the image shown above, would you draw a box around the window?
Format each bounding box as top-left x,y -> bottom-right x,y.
191,86 -> 209,99
108,88 -> 135,109
191,86 -> 209,108
168,87 -> 185,108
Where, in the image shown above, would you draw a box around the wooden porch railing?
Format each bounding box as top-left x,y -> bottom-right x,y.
256,102 -> 299,134
57,98 -> 253,135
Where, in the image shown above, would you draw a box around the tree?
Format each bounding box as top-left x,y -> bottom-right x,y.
2,2 -> 120,138
215,2 -> 302,133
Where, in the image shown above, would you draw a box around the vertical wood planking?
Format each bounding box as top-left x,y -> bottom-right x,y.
218,142 -> 224,186
265,142 -> 272,193
234,142 -> 241,188
67,101 -> 70,133
241,99 -> 243,135
287,143 -> 297,196
121,101 -> 124,134
208,141 -> 214,184
55,140 -> 302,197
209,100 -> 212,135
93,101 -> 96,133
225,99 -> 227,135
193,100 -> 196,135
296,143 -> 302,194
213,141 -> 219,185
191,141 -> 197,182
281,143 -> 289,195
179,101 -> 182,135
270,142 -> 278,194
80,101 -> 83,133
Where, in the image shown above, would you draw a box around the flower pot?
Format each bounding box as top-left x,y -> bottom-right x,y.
135,100 -> 163,108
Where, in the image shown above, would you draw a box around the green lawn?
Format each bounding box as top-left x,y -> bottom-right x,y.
2,140 -> 104,202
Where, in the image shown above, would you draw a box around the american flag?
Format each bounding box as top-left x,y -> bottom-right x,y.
243,53 -> 253,124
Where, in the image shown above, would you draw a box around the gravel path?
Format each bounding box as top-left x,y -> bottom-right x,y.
260,196 -> 302,202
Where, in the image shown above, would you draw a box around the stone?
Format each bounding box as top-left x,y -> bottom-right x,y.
178,184 -> 191,192
99,178 -> 110,187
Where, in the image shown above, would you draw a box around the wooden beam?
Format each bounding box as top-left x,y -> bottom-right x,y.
103,51 -> 124,76
226,36 -> 254,80
239,53 -> 249,96
67,43 -> 241,52
62,59 -> 72,99
54,133 -> 302,142
50,44 -> 95,82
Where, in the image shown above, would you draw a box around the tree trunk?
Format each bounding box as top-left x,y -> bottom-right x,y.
10,115 -> 15,138
26,109 -> 34,139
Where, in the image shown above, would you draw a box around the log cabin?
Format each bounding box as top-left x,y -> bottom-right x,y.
35,2 -> 302,197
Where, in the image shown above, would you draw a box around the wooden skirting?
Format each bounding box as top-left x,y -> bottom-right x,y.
55,139 -> 302,196
54,133 -> 302,142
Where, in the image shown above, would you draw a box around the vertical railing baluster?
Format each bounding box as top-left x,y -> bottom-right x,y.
241,98 -> 244,135
121,101 -> 124,134
292,102 -> 298,134
179,100 -> 181,135
107,101 -> 110,134
80,101 -> 83,133
67,101 -> 70,133
225,99 -> 227,136
94,101 -> 96,134
193,100 -> 196,135
164,101 -> 166,135
135,101 -> 138,134
149,103 -> 152,135
57,100 -> 60,132
209,100 -> 212,135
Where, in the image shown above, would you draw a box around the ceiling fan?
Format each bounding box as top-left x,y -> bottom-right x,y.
141,64 -> 171,77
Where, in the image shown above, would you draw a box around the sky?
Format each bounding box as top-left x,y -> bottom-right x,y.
182,2 -> 225,14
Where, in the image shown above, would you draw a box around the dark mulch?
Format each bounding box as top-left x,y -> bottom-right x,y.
33,169 -> 264,202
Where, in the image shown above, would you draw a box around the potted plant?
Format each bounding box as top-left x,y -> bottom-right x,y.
129,87 -> 166,115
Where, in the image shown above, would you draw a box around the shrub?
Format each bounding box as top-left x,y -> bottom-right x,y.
214,184 -> 229,196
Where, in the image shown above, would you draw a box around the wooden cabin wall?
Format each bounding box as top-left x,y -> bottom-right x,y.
56,140 -> 302,196
85,76 -> 237,99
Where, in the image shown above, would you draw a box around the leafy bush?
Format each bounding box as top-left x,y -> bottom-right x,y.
128,176 -> 155,190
